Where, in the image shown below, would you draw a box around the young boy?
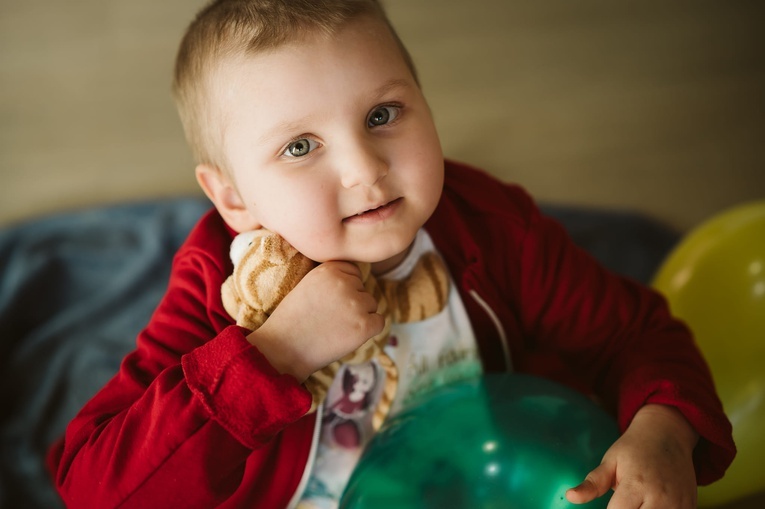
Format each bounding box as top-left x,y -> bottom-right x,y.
47,0 -> 735,507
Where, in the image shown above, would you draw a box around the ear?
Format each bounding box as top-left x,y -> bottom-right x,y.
195,164 -> 262,233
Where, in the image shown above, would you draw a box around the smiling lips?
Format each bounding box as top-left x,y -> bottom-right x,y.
343,198 -> 402,224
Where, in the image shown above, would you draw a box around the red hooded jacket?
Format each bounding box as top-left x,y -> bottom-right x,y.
48,160 -> 735,508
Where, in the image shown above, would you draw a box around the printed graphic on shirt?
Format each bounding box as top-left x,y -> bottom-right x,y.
299,361 -> 384,509
399,344 -> 483,409
299,230 -> 482,508
324,362 -> 381,449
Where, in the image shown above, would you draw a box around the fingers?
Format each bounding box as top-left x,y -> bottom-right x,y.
605,476 -> 697,509
566,463 -> 615,505
322,260 -> 363,278
366,310 -> 386,337
317,261 -> 377,313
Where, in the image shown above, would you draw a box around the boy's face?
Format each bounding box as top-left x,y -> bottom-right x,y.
211,17 -> 444,272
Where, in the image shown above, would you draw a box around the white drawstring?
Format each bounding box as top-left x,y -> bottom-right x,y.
469,289 -> 513,371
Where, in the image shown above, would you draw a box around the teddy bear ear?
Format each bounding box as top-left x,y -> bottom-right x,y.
230,230 -> 266,264
229,231 -> 255,264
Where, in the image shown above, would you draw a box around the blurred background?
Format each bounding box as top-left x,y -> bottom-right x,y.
1,0 -> 764,229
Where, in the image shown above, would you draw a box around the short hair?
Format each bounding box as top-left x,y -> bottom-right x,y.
172,0 -> 418,170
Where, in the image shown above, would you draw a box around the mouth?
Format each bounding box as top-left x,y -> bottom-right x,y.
343,198 -> 402,224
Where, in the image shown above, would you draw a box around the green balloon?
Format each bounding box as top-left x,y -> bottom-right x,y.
341,374 -> 619,509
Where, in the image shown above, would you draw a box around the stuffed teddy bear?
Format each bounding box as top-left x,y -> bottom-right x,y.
221,229 -> 449,429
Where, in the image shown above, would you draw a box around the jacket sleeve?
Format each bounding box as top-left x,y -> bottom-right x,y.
513,194 -> 735,485
46,243 -> 313,508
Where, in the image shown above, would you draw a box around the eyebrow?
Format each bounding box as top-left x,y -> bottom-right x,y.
372,78 -> 412,100
258,78 -> 414,145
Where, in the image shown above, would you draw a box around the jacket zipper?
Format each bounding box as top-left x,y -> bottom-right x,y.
286,402 -> 323,508
469,289 -> 514,371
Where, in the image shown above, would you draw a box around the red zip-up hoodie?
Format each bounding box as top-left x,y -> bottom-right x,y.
48,160 -> 735,508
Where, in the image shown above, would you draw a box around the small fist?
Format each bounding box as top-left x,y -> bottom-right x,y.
251,261 -> 385,381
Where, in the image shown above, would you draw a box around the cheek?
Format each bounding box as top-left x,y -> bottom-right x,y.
407,143 -> 443,191
409,153 -> 444,213
257,180 -> 339,248
243,173 -> 304,215
405,121 -> 443,173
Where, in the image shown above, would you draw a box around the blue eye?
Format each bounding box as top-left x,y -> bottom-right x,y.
284,138 -> 318,157
367,106 -> 399,127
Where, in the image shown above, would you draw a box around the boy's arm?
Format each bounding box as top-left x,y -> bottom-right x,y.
513,195 -> 735,485
47,248 -> 313,508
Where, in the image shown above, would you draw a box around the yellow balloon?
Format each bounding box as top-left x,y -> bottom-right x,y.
653,201 -> 765,507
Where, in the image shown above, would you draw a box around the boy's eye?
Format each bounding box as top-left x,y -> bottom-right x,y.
284,138 -> 318,158
367,106 -> 399,127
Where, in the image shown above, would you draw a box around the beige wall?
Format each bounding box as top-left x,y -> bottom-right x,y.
2,0 -> 764,229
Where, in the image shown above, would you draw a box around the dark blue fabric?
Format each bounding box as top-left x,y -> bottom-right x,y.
0,198 -> 212,509
0,198 -> 678,509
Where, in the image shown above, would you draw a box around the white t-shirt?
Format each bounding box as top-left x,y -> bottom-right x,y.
299,230 -> 482,508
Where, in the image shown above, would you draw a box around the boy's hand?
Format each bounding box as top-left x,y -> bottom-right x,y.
247,261 -> 385,382
566,404 -> 699,508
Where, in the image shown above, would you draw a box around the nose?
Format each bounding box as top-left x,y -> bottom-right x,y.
339,138 -> 388,189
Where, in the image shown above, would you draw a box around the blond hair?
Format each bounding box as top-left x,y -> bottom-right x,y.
172,0 -> 417,170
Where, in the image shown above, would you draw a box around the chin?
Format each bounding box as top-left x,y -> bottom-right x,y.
367,239 -> 416,271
